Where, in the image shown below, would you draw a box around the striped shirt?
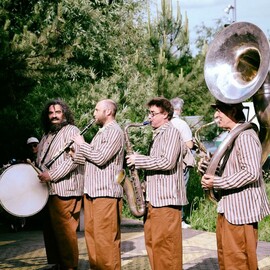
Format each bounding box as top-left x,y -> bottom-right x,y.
135,122 -> 188,207
74,120 -> 124,198
37,124 -> 84,197
214,127 -> 270,224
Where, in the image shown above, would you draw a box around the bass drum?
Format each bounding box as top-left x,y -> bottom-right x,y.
0,163 -> 49,217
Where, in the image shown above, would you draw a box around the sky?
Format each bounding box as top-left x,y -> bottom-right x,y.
151,0 -> 270,54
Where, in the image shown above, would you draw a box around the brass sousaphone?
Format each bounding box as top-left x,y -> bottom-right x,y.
203,22 -> 270,202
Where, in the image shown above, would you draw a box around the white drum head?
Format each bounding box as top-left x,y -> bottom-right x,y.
0,163 -> 49,217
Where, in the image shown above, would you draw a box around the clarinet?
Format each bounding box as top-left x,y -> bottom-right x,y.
45,119 -> 95,169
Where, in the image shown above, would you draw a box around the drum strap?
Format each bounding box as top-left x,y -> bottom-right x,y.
40,132 -> 59,166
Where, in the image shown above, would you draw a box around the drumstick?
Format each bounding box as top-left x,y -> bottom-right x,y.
26,159 -> 42,174
26,159 -> 52,191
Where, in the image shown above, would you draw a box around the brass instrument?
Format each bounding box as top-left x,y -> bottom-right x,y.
253,73 -> 270,164
194,120 -> 217,159
194,120 -> 217,202
202,21 -> 270,202
45,119 -> 96,168
121,121 -> 149,218
204,22 -> 270,105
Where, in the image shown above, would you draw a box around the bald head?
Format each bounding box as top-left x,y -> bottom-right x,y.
98,99 -> 117,117
94,99 -> 118,126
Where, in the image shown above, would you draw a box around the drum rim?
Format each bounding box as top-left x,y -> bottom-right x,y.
0,163 -> 49,217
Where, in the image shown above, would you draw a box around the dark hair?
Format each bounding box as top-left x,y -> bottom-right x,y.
41,98 -> 75,133
235,109 -> 246,122
147,97 -> 174,120
212,100 -> 246,122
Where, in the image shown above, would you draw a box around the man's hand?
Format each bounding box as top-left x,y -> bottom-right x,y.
72,134 -> 84,146
198,155 -> 221,176
201,174 -> 214,190
198,157 -> 210,175
38,171 -> 51,183
67,146 -> 75,159
126,154 -> 137,167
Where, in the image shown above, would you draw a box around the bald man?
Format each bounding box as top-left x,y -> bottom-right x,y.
73,99 -> 124,269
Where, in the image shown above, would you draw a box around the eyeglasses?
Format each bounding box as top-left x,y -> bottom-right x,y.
29,143 -> 38,148
148,111 -> 162,117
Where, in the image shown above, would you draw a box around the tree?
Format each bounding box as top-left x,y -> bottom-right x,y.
146,0 -> 215,122
0,0 -> 149,163
0,0 -> 222,165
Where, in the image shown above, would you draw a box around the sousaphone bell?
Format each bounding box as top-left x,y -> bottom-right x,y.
204,21 -> 270,163
203,22 -> 270,201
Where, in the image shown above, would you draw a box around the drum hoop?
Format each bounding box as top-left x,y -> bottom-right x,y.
0,163 -> 49,217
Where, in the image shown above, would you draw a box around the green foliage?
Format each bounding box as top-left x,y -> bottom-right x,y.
194,19 -> 225,52
0,0 -> 150,163
183,167 -> 217,232
186,167 -> 204,206
259,215 -> 270,242
122,200 -> 135,219
0,0 -> 218,167
189,197 -> 217,232
259,183 -> 270,241
263,170 -> 270,183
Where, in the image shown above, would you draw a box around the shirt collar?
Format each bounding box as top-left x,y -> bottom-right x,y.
152,121 -> 171,139
99,120 -> 116,132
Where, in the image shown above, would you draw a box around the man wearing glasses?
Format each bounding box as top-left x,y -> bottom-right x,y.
26,137 -> 39,165
126,97 -> 188,270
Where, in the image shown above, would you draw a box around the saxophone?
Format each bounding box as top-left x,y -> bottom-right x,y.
194,120 -> 217,164
121,121 -> 149,218
194,120 -> 218,203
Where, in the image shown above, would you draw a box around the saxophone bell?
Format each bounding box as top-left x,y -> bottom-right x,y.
115,169 -> 126,184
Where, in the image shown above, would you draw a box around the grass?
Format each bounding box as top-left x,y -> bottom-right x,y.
259,181 -> 270,241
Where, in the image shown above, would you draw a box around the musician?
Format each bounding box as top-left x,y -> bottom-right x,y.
72,99 -> 124,269
201,100 -> 270,270
126,97 -> 188,269
36,99 -> 84,270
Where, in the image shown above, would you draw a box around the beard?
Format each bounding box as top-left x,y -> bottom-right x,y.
49,120 -> 68,133
95,119 -> 103,127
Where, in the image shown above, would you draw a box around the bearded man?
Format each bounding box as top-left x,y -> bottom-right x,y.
37,98 -> 84,270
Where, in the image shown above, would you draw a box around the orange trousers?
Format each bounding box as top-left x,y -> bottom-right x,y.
84,196 -> 122,270
216,213 -> 258,270
43,195 -> 82,269
144,204 -> 182,270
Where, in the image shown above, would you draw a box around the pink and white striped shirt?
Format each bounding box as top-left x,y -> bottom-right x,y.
74,120 -> 124,198
214,127 -> 270,224
135,122 -> 188,207
37,124 -> 84,197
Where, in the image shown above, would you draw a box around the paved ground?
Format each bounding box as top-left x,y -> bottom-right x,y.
0,218 -> 270,270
